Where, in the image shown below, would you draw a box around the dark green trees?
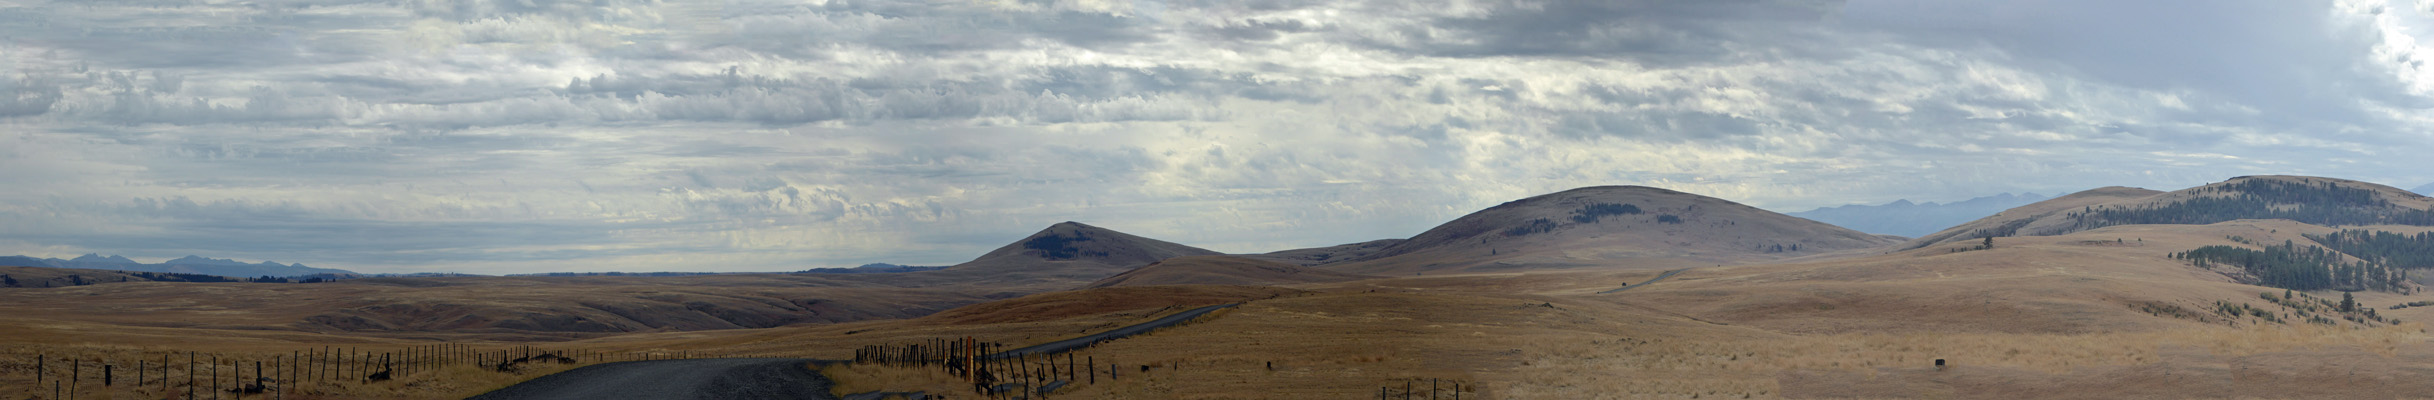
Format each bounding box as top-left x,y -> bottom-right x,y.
2176,243 -> 2405,292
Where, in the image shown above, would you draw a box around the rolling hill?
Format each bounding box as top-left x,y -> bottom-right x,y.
1081,255 -> 1375,289
1322,186 -> 1901,275
1903,176 -> 2434,250
943,221 -> 1222,282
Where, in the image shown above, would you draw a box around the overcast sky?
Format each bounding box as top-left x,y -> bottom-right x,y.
4,0 -> 2434,274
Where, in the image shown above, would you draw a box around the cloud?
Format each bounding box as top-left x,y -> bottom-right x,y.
0,0 -> 2431,273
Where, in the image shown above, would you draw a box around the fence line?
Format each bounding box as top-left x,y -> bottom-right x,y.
8,344 -> 751,399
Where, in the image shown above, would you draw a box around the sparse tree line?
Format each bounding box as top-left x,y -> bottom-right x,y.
2067,179 -> 2434,232
2145,290 -> 2397,328
1501,203 -> 1682,237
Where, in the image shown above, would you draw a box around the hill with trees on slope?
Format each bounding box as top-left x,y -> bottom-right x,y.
1316,186 -> 1901,275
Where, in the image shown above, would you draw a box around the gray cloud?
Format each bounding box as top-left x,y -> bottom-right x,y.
1,0 -> 2431,273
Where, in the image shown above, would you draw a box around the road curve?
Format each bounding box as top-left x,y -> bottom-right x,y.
468,358 -> 838,400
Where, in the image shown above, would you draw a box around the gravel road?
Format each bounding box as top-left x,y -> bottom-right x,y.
468,358 -> 838,400
986,303 -> 1238,359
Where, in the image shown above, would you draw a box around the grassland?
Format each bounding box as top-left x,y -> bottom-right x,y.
14,219 -> 2434,398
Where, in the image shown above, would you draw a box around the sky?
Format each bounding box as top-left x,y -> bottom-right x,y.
4,0 -> 2434,274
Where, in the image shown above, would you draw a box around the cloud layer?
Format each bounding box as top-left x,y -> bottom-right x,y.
3,0 -> 2432,273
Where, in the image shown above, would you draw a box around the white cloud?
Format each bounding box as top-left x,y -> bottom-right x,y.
0,0 -> 2430,273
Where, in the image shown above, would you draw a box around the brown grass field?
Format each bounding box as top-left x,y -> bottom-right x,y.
14,218 -> 2434,398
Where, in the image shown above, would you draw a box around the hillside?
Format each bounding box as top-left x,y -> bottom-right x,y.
1235,239 -> 1404,266
1326,186 -> 1901,275
1081,255 -> 1375,289
0,265 -> 248,288
1899,186 -> 2167,250
944,221 -> 1221,282
1788,192 -> 2048,237
1905,176 -> 2434,250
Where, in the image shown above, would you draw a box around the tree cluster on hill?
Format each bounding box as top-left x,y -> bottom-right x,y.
2171,241 -> 2406,292
2306,230 -> 2434,269
2068,179 -> 2434,232
1024,233 -> 1111,260
1503,218 -> 1560,237
1569,203 -> 1643,223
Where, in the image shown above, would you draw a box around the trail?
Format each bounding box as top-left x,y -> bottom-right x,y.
1598,268 -> 1692,294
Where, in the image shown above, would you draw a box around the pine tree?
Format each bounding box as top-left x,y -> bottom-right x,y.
2341,292 -> 2357,313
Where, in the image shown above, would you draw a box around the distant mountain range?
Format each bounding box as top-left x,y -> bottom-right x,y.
1787,193 -> 2051,238
2416,182 -> 2433,196
0,254 -> 357,278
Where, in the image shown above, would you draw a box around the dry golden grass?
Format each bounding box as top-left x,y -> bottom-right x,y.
19,218 -> 2434,399
818,363 -> 971,397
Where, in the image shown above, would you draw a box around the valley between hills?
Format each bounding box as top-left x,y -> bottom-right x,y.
11,175 -> 2434,399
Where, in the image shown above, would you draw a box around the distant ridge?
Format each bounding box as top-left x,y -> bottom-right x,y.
0,253 -> 357,278
1788,193 -> 2049,237
2416,182 -> 2434,196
